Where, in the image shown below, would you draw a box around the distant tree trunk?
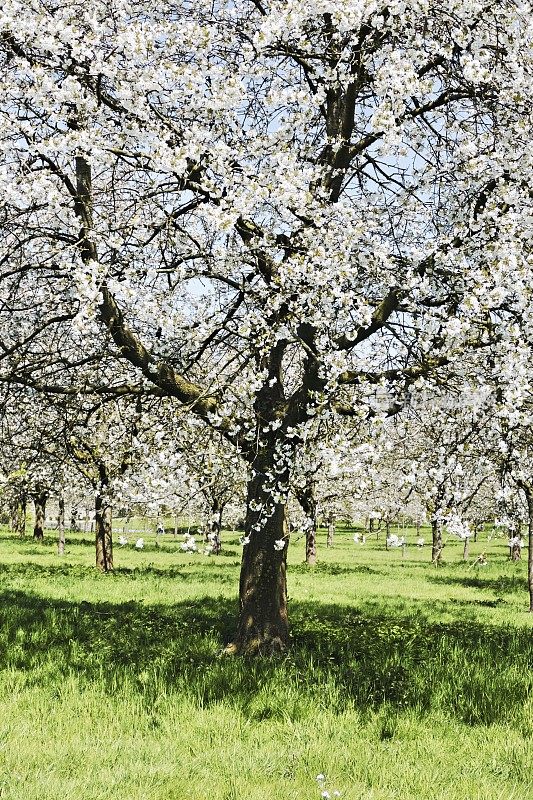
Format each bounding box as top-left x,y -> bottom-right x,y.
510,537 -> 521,561
326,512 -> 335,548
431,518 -> 443,563
462,537 -> 469,561
210,497 -> 223,554
226,451 -> 290,655
69,507 -> 78,532
33,489 -> 48,541
10,491 -> 27,537
57,495 -> 65,555
305,517 -> 317,564
95,492 -> 113,572
296,484 -> 317,565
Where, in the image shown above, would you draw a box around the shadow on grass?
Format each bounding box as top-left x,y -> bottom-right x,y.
429,572 -> 527,595
0,559 -> 240,584
1,579 -> 532,728
291,562 -> 381,576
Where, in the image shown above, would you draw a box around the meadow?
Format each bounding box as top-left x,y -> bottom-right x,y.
0,521 -> 531,800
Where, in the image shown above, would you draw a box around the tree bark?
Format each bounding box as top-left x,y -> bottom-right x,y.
33,489 -> 48,542
95,493 -> 113,572
226,456 -> 290,655
431,518 -> 443,563
306,520 -> 317,565
57,495 -> 66,555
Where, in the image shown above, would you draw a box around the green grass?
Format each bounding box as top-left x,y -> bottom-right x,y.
0,522 -> 532,799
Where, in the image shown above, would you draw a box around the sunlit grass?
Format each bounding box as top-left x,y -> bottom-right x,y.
0,522 -> 531,799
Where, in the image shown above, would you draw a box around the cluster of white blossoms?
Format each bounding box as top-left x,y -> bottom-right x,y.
180,533 -> 198,553
445,514 -> 472,541
386,534 -> 406,549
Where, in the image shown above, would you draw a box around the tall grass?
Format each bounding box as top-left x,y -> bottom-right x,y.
0,523 -> 531,799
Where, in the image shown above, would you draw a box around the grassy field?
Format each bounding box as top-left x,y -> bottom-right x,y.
0,522 -> 532,800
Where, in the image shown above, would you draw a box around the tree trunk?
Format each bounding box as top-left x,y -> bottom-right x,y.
33,489 -> 48,542
305,514 -> 317,565
462,537 -> 469,561
95,494 -> 113,572
296,485 -> 317,565
70,507 -> 78,532
57,495 -> 66,555
210,498 -> 223,554
326,512 -> 335,548
10,491 -> 26,537
226,459 -> 290,655
431,518 -> 443,563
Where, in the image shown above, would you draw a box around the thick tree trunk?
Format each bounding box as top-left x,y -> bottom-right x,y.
431,518 -> 443,563
33,490 -> 48,542
95,494 -> 113,572
226,459 -> 290,655
57,495 -> 66,556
